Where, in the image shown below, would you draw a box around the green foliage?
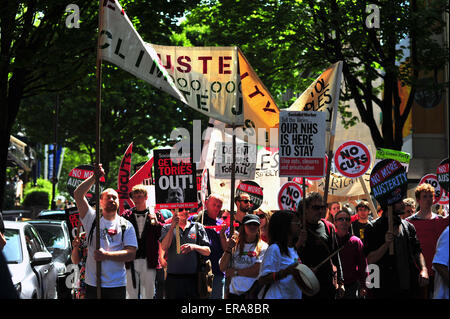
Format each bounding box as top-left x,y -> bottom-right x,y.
22,178 -> 54,208
182,0 -> 449,149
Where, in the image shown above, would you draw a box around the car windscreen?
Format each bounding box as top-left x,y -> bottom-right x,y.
4,229 -> 23,263
31,224 -> 68,250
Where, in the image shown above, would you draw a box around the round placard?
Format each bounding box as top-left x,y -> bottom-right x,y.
278,182 -> 303,211
370,159 -> 407,206
236,180 -> 263,210
334,141 -> 371,178
436,158 -> 449,193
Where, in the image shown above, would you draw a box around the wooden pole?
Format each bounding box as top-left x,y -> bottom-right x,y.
175,209 -> 180,254
358,176 -> 379,219
95,0 -> 104,299
323,135 -> 335,206
302,178 -> 306,230
387,206 -> 394,255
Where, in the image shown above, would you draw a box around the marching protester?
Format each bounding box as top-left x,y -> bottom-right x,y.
364,199 -> 429,298
255,208 -> 272,243
73,164 -> 138,299
219,214 -> 268,299
406,184 -> 448,298
257,210 -> 303,299
296,192 -> 345,299
334,208 -> 368,299
432,226 -> 449,299
351,200 -> 374,247
234,192 -> 254,228
71,232 -> 88,299
325,201 -> 341,223
407,184 -> 443,221
159,208 -> 210,298
122,184 -> 164,299
401,198 -> 416,219
191,193 -> 228,299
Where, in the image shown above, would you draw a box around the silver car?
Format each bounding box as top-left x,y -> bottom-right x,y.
3,221 -> 58,299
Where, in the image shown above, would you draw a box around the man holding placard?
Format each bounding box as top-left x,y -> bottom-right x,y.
159,208 -> 211,298
365,159 -> 428,298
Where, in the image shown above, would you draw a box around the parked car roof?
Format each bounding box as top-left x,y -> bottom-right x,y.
37,210 -> 66,220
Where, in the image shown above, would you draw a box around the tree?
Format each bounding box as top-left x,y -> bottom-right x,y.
182,0 -> 448,150
1,0 -> 202,208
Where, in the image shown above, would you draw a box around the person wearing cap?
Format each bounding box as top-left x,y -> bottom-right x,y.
122,184 -> 165,299
351,200 -> 374,247
219,214 -> 268,299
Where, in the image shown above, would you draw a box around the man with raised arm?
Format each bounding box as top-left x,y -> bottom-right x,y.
73,164 -> 137,299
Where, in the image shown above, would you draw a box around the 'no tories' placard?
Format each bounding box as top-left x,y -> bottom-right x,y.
279,111 -> 326,177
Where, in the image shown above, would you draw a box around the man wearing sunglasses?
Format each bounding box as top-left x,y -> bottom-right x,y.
234,193 -> 254,228
296,192 -> 345,299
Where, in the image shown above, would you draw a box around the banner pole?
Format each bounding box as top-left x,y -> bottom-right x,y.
358,176 -> 379,219
95,0 -> 104,299
302,178 -> 306,230
323,61 -> 342,209
175,209 -> 180,254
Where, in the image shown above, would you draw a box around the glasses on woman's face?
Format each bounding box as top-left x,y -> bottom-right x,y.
335,217 -> 351,222
256,214 -> 266,219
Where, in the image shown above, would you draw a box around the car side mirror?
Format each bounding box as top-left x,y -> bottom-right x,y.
31,251 -> 53,266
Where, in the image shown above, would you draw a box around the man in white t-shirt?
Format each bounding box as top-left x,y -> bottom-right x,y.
433,226 -> 449,299
73,164 -> 137,299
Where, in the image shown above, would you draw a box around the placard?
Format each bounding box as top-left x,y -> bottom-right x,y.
236,180 -> 263,210
375,148 -> 411,172
67,164 -> 106,204
277,182 -> 303,211
153,149 -> 197,209
214,142 -> 256,179
279,111 -> 326,177
370,159 -> 407,206
334,141 -> 371,178
436,158 -> 449,193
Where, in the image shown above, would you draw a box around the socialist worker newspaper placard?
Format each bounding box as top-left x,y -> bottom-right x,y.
154,149 -> 197,210
279,111 -> 326,177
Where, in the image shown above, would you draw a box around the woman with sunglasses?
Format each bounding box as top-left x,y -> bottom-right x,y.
334,208 -> 368,299
219,214 -> 268,299
254,209 -> 272,243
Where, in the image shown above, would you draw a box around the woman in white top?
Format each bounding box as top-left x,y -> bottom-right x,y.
219,214 -> 268,299
257,210 -> 303,299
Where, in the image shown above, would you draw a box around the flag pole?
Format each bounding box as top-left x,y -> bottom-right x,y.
95,0 -> 104,299
322,62 -> 343,208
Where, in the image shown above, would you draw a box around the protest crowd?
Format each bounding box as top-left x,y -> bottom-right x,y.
1,1 -> 448,304
51,161 -> 448,300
